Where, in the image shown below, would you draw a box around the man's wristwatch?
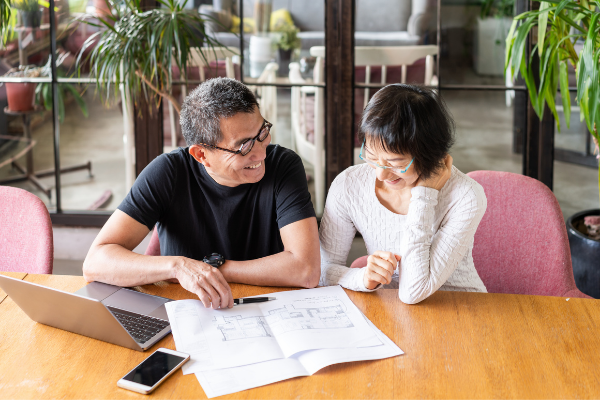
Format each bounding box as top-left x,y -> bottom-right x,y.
203,253 -> 225,268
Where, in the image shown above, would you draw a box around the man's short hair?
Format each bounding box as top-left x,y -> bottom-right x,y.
180,77 -> 260,147
358,84 -> 455,181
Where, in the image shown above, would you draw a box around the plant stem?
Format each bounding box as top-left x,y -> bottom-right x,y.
135,70 -> 181,114
594,131 -> 600,209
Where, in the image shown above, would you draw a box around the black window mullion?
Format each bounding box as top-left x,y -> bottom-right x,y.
49,0 -> 61,212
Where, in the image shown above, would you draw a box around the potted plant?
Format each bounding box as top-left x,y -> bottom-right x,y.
36,53 -> 88,123
1,0 -> 11,42
78,0 -> 230,115
274,23 -> 300,77
506,0 -> 600,297
474,0 -> 515,76
3,65 -> 42,111
12,0 -> 41,28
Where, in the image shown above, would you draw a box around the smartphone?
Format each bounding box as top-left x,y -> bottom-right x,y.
117,348 -> 190,394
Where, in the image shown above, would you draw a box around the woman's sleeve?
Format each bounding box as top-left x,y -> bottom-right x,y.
398,180 -> 487,304
318,172 -> 375,292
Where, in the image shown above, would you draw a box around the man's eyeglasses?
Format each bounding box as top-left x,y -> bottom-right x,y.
359,140 -> 414,174
200,120 -> 272,156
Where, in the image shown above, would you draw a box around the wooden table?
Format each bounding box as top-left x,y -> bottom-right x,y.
0,271 -> 28,304
1,274 -> 599,399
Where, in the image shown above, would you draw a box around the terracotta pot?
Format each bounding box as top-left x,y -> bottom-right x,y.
93,0 -> 112,17
5,82 -> 36,111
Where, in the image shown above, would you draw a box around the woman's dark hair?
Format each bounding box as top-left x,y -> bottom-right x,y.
358,84 -> 455,181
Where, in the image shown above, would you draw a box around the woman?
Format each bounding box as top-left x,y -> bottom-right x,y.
319,84 -> 487,304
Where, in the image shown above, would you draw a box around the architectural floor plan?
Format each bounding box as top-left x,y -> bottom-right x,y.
166,286 -> 384,374
213,298 -> 354,341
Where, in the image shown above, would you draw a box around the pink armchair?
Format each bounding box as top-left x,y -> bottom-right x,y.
0,186 -> 53,274
145,227 -> 161,257
467,170 -> 591,298
350,171 -> 591,299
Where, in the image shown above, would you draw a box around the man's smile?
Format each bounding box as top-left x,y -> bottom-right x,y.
244,162 -> 262,169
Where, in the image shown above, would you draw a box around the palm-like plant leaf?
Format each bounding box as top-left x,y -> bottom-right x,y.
506,0 -> 600,205
79,0 -> 235,114
1,0 -> 12,44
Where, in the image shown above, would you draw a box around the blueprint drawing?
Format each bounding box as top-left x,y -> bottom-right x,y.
213,298 -> 354,341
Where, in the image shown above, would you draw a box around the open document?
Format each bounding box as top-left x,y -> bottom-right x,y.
165,286 -> 383,373
195,317 -> 403,398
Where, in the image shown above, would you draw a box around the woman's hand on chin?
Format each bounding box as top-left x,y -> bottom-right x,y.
363,251 -> 401,290
416,154 -> 453,191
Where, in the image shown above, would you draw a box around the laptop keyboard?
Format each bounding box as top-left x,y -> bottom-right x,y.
109,308 -> 170,344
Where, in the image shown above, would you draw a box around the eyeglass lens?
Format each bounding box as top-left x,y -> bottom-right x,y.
240,124 -> 270,155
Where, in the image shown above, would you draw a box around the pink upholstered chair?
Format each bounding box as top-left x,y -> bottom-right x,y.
0,186 -> 53,274
467,170 -> 591,298
350,171 -> 591,299
145,227 -> 160,256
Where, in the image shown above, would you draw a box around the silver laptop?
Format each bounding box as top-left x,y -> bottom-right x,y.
0,275 -> 173,352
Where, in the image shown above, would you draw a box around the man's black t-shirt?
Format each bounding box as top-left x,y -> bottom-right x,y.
118,144 -> 315,261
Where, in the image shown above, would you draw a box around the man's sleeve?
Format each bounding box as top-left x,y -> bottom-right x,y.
274,150 -> 317,229
117,154 -> 177,230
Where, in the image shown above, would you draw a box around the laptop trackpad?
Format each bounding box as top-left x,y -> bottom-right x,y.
102,288 -> 168,315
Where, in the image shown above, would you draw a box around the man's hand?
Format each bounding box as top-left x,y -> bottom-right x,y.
174,258 -> 234,309
363,251 -> 401,290
416,154 -> 453,191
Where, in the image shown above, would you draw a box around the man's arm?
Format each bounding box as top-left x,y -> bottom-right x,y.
218,217 -> 321,288
83,210 -> 234,309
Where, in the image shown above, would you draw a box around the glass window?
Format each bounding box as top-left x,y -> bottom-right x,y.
57,84 -> 126,211
440,0 -> 515,87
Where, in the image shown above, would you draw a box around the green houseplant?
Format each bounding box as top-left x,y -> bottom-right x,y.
12,0 -> 41,28
3,54 -> 87,118
506,0 -> 600,296
1,0 -> 11,43
274,23 -> 300,77
78,0 -> 229,115
36,53 -> 88,123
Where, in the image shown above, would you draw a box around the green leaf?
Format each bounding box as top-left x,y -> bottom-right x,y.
65,84 -> 88,118
511,17 -> 536,81
559,60 -> 571,129
538,1 -> 551,57
578,12 -> 600,128
505,19 -> 519,74
555,0 -> 571,15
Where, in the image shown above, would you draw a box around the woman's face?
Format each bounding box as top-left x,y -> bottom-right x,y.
363,139 -> 419,191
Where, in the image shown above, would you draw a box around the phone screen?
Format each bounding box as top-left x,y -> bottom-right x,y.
122,351 -> 186,387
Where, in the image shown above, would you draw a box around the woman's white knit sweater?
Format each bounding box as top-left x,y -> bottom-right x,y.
319,164 -> 488,304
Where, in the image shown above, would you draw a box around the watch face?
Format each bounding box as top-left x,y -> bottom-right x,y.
204,253 -> 224,267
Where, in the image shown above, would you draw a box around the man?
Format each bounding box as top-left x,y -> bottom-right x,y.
83,78 -> 320,310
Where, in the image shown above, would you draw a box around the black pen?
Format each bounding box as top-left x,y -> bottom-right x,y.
233,297 -> 277,306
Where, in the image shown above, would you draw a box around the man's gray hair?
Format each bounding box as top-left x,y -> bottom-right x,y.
180,77 -> 259,147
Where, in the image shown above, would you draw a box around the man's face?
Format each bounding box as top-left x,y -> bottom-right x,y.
191,107 -> 271,187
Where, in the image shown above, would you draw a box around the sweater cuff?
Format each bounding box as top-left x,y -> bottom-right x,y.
410,186 -> 439,201
357,267 -> 381,292
407,186 -> 439,228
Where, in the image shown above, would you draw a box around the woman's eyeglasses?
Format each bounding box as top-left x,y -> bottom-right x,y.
359,140 -> 414,174
200,120 -> 272,156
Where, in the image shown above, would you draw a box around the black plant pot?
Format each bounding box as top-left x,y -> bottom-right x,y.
19,10 -> 42,28
278,48 -> 292,77
567,208 -> 600,299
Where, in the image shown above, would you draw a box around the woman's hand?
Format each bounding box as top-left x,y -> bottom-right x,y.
363,251 -> 401,290
416,154 -> 453,191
